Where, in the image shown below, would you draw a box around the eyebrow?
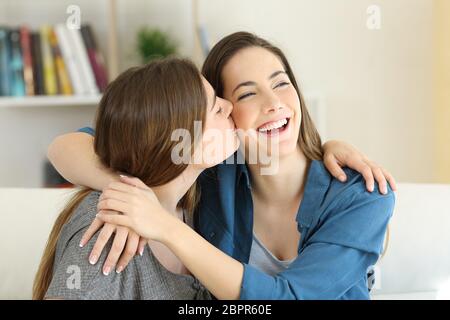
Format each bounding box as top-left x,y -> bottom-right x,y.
231,70 -> 287,95
210,92 -> 217,111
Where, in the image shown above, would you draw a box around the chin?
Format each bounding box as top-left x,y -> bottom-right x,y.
203,144 -> 240,169
272,141 -> 298,158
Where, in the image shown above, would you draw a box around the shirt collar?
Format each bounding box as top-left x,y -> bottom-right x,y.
237,162 -> 252,190
237,158 -> 332,228
296,160 -> 332,228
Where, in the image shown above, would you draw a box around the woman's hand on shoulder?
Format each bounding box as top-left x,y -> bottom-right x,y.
322,140 -> 397,194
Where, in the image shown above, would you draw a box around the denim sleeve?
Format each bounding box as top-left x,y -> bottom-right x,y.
239,188 -> 395,300
77,127 -> 95,136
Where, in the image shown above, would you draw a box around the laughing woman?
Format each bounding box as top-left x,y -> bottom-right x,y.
46,32 -> 395,299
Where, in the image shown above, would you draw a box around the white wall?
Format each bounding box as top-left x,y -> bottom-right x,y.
0,106 -> 97,187
197,0 -> 435,183
0,0 -> 436,186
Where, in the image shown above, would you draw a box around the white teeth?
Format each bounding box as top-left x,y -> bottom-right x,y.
258,118 -> 288,132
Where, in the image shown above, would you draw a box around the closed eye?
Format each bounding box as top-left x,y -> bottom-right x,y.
274,81 -> 290,89
237,92 -> 255,101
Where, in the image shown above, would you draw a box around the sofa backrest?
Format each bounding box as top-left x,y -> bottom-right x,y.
0,184 -> 449,299
370,183 -> 450,298
0,188 -> 78,299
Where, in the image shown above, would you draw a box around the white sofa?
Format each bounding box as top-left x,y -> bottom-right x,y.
1,184 -> 449,300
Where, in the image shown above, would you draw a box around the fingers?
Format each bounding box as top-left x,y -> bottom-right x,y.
323,154 -> 347,182
98,198 -> 130,214
79,217 -> 104,248
104,181 -> 138,195
116,231 -> 140,274
96,212 -> 132,228
383,168 -> 397,192
371,165 -> 388,195
346,157 -> 375,192
137,237 -> 147,257
101,188 -> 136,205
119,175 -> 149,189
102,226 -> 129,275
89,223 -> 115,266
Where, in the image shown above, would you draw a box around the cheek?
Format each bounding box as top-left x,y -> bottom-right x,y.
283,90 -> 302,121
202,117 -> 229,141
231,105 -> 255,130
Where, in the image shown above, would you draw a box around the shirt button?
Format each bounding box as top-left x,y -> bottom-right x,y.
209,231 -> 215,238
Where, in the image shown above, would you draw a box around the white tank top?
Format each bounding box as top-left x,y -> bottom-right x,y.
248,233 -> 297,276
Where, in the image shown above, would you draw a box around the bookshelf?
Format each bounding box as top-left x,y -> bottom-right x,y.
0,0 -> 119,188
0,0 -> 199,188
0,0 -> 119,105
0,95 -> 101,108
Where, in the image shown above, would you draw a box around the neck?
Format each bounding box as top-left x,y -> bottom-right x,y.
247,146 -> 310,206
151,166 -> 202,218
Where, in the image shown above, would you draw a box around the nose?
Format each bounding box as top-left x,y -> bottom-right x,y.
220,98 -> 233,118
262,93 -> 283,114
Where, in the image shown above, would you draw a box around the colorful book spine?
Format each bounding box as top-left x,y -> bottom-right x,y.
54,24 -> 85,95
30,32 -> 45,95
66,27 -> 98,95
40,26 -> 58,95
9,29 -> 26,96
80,24 -> 108,92
20,26 -> 35,96
0,27 -> 10,96
49,28 -> 72,95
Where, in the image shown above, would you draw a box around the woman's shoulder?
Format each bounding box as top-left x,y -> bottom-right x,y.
308,160 -> 395,254
310,160 -> 395,221
312,159 -> 394,199
59,190 -> 101,242
71,190 -> 100,221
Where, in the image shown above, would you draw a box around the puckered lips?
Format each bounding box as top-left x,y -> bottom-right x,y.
257,115 -> 292,137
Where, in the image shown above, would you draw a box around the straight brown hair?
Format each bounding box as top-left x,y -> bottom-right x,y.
202,32 -> 390,258
202,31 -> 323,161
33,58 -> 207,299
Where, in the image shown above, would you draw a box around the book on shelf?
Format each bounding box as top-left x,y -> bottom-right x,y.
20,26 -> 34,95
80,25 -> 108,92
40,25 -> 58,95
0,27 -> 10,96
9,29 -> 26,96
0,24 -> 108,98
67,26 -> 99,95
30,32 -> 44,95
49,28 -> 72,95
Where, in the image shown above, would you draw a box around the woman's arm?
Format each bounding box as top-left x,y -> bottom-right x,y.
166,218 -> 244,299
47,132 -> 146,271
96,178 -> 244,299
47,132 -> 118,190
84,138 -> 398,277
97,175 -> 395,300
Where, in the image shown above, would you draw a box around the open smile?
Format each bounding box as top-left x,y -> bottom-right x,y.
257,117 -> 291,137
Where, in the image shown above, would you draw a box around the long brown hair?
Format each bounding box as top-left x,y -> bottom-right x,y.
33,58 -> 207,299
202,31 -> 323,161
202,32 -> 391,259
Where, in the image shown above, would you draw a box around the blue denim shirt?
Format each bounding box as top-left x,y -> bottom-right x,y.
78,127 -> 395,300
195,157 -> 395,300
